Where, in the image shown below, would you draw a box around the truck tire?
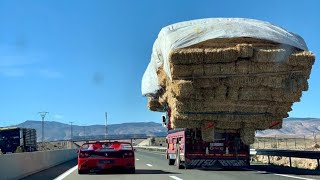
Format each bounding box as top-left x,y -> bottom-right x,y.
168,157 -> 175,165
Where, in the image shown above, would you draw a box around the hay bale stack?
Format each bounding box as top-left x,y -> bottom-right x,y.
147,97 -> 164,112
148,38 -> 315,145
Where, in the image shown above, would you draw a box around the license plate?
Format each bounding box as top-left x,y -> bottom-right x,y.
99,160 -> 113,164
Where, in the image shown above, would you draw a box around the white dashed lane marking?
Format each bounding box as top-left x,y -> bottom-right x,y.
169,175 -> 183,180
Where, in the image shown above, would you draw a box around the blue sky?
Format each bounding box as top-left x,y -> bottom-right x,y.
0,0 -> 319,126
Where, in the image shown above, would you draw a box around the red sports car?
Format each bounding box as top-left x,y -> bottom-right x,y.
77,141 -> 135,174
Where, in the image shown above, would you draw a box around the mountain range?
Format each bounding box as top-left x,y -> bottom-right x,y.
15,120 -> 167,141
10,118 -> 320,141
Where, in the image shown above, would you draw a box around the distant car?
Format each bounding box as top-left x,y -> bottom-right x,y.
77,141 -> 135,174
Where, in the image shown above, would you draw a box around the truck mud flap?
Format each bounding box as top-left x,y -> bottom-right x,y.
185,158 -> 249,169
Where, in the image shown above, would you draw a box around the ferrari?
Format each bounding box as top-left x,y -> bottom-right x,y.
77,141 -> 135,174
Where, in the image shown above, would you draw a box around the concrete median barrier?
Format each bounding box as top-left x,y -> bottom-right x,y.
0,149 -> 77,180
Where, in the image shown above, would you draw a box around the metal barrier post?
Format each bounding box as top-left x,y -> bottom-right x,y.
289,157 -> 292,167
317,159 -> 320,170
268,155 -> 270,164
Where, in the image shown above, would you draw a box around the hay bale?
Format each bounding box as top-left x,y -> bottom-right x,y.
173,119 -> 202,128
271,89 -> 302,102
225,76 -> 286,89
169,98 -> 290,114
236,60 -> 249,74
204,63 -> 236,76
158,92 -> 168,106
240,126 -> 255,145
248,62 -> 291,74
147,98 -> 164,112
226,87 -> 239,101
236,44 -> 254,58
169,86 -> 215,99
171,64 -> 203,78
252,47 -> 292,63
193,78 -> 221,88
169,80 -> 194,97
239,87 -> 272,101
204,47 -> 239,63
287,51 -> 315,67
157,68 -> 168,88
215,85 -> 227,101
170,109 -> 283,122
215,120 -> 242,129
170,48 -> 204,65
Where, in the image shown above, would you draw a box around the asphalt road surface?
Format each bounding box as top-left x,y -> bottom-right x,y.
24,150 -> 320,180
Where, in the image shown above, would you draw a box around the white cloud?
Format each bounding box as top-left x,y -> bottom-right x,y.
39,69 -> 63,78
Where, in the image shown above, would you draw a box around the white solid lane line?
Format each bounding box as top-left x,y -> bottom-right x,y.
273,174 -> 315,180
169,175 -> 184,180
54,165 -> 78,180
242,168 -> 316,180
146,164 -> 153,167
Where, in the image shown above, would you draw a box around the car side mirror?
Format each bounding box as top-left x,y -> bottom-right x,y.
162,115 -> 167,127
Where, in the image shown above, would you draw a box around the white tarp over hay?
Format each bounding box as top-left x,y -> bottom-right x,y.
142,18 -> 308,96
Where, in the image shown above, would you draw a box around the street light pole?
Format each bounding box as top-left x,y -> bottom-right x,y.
38,112 -> 49,146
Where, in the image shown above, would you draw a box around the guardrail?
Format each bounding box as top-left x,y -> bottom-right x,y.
255,149 -> 320,169
136,146 -> 257,155
136,146 -> 320,170
134,146 -> 166,153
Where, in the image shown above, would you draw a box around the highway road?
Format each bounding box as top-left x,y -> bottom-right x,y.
24,150 -> 320,180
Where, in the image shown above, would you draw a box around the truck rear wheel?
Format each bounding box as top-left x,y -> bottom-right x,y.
169,158 -> 175,165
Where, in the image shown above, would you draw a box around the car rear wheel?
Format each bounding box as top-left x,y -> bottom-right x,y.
78,169 -> 87,174
128,167 -> 135,174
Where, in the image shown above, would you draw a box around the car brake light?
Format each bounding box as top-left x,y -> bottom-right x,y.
79,152 -> 89,158
123,152 -> 133,157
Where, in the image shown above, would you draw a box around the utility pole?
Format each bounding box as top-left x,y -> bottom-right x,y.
38,111 -> 49,146
105,112 -> 108,139
70,122 -> 74,141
